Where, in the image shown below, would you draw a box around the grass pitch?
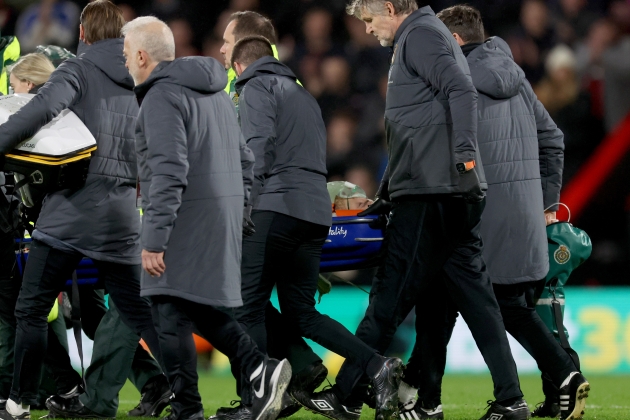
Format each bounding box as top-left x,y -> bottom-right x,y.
32,374 -> 630,419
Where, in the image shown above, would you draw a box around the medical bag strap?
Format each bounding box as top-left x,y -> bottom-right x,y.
71,269 -> 86,388
549,278 -> 581,371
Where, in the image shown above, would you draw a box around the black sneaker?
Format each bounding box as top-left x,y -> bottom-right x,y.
371,357 -> 404,420
558,373 -> 589,420
210,402 -> 251,420
279,362 -> 328,419
0,401 -> 5,411
163,408 -> 203,420
479,400 -> 530,420
250,358 -> 292,420
532,400 -> 560,418
128,375 -> 172,417
59,385 -> 84,399
291,388 -> 361,420
45,395 -> 110,419
398,404 -> 443,420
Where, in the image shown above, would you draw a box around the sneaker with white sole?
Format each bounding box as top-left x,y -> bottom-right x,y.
558,373 -> 589,420
250,359 -> 292,420
0,399 -> 30,420
399,404 -> 443,420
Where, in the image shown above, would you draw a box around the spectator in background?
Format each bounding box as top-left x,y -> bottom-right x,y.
353,74 -> 388,174
554,0 -> 600,46
317,55 -> 351,123
326,110 -> 357,179
574,18 -> 617,125
117,4 -> 137,22
536,44 -> 604,182
289,7 -> 344,91
0,0 -> 17,37
602,0 -> 630,132
15,0 -> 80,52
508,0 -> 556,83
169,18 -> 199,57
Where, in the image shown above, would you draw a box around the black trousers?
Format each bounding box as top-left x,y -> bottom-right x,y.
333,197 -> 522,403
10,240 -> 161,405
234,211 -> 377,404
408,281 -> 577,407
1,232 -> 100,401
151,296 -> 264,418
230,302 -> 322,399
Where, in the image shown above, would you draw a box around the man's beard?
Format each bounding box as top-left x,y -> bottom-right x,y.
380,38 -> 393,47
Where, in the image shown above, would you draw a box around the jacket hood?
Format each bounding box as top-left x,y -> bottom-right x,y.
235,56 -> 296,93
467,36 -> 525,100
134,56 -> 227,98
77,39 -> 134,89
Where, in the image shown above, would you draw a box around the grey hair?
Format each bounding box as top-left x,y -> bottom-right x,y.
122,16 -> 175,62
346,0 -> 418,18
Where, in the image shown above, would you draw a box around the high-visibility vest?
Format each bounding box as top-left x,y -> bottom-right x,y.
0,36 -> 20,95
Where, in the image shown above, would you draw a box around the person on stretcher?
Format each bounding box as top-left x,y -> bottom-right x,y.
328,181 -> 373,216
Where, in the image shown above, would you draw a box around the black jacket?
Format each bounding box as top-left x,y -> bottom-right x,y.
383,6 -> 486,198
467,37 -> 564,284
235,56 -> 331,227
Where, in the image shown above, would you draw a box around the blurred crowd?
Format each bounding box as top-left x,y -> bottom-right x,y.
1,0 -> 630,284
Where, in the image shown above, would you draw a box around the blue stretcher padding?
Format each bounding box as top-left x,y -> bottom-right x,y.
15,238 -> 99,287
320,215 -> 385,273
15,216 -> 385,282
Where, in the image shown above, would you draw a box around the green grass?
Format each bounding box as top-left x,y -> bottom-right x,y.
32,374 -> 630,419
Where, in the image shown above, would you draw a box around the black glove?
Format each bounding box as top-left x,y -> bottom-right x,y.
358,198 -> 392,216
243,205 -> 256,237
458,169 -> 485,203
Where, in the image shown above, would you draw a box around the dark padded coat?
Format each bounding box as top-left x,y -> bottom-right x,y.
467,37 -> 564,284
135,57 -> 254,307
383,6 -> 486,198
235,56 -> 331,228
0,39 -> 141,264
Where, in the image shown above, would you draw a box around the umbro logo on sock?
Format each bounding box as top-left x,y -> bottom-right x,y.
312,400 -> 334,411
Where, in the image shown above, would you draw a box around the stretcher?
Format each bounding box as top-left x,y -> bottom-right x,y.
14,215 -> 386,283
320,214 -> 385,272
15,238 -> 99,287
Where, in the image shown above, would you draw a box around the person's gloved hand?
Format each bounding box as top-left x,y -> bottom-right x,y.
358,198 -> 392,216
243,205 -> 256,237
458,169 -> 485,203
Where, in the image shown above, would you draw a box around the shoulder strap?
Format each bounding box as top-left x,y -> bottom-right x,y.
549,278 -> 581,370
71,270 -> 86,389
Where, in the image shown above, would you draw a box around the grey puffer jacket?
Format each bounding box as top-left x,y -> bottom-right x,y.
0,39 -> 141,264
135,57 -> 254,307
467,37 -> 564,284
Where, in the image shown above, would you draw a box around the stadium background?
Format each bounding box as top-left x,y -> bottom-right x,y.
3,0 -> 630,402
